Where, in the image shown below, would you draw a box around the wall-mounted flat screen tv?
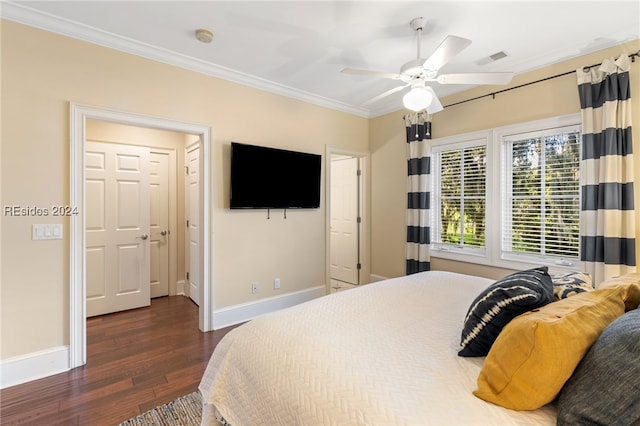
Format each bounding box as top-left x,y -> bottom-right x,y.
230,142 -> 322,209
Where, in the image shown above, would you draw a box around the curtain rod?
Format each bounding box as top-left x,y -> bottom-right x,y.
443,50 -> 640,109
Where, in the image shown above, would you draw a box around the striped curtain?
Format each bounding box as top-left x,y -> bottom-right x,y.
405,111 -> 432,274
577,54 -> 636,285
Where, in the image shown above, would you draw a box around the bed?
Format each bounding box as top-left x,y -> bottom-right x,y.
199,270 -> 640,425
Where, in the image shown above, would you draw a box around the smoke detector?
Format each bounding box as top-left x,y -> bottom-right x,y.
195,29 -> 214,43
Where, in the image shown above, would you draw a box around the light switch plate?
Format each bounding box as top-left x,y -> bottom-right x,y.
32,224 -> 63,240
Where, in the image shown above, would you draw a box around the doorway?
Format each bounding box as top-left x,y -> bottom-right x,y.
325,147 -> 370,293
84,127 -> 181,317
70,103 -> 213,369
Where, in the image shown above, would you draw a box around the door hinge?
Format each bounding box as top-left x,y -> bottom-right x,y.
357,217 -> 361,224
357,169 -> 362,177
186,272 -> 190,281
357,263 -> 362,270
185,166 -> 189,175
186,220 -> 189,227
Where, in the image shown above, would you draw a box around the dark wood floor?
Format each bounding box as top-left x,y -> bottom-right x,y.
0,296 -> 239,426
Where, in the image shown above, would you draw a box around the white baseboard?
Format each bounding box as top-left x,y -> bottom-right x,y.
212,285 -> 326,330
0,286 -> 326,388
369,274 -> 388,283
176,279 -> 186,296
0,346 -> 70,389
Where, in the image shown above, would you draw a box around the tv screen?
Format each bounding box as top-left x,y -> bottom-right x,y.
230,142 -> 322,209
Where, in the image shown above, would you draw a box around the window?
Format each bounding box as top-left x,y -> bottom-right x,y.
432,137 -> 487,255
502,125 -> 581,264
430,114 -> 581,270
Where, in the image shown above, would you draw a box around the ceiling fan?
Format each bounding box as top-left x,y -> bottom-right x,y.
342,17 -> 514,113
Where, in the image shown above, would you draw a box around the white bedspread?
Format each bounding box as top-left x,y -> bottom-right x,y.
199,271 -> 557,425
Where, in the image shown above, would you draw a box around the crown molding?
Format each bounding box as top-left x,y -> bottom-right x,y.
1,1 -> 374,118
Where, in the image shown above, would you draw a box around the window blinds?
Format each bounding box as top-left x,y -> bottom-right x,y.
438,145 -> 486,248
502,128 -> 581,261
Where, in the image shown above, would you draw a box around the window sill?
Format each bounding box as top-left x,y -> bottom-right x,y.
430,248 -> 580,274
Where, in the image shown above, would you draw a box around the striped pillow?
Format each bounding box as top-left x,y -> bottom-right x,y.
458,267 -> 554,357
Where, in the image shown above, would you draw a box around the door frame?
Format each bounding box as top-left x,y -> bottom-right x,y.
325,146 -> 371,293
70,103 -> 213,368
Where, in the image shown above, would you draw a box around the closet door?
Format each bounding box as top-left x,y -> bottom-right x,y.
86,141 -> 150,316
149,151 -> 170,298
185,143 -> 201,305
330,156 -> 360,285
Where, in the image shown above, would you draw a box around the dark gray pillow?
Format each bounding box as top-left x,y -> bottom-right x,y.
458,266 -> 554,357
557,306 -> 640,425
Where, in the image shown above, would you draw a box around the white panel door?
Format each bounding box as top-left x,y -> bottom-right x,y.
149,151 -> 170,298
186,144 -> 200,305
330,156 -> 360,285
86,141 -> 151,317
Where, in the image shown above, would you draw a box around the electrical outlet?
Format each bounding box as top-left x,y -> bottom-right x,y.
274,278 -> 281,289
252,282 -> 259,294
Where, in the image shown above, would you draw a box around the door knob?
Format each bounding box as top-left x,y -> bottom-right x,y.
138,233 -> 149,240
160,230 -> 168,236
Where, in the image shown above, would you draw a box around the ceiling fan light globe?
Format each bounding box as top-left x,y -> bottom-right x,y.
403,87 -> 432,111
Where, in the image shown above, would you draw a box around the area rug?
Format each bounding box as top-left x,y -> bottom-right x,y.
119,391 -> 202,426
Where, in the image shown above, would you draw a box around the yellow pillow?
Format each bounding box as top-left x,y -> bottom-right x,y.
598,273 -> 640,310
473,283 -> 638,410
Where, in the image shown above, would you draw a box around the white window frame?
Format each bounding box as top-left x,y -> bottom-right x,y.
497,117 -> 582,268
431,131 -> 490,260
430,113 -> 581,272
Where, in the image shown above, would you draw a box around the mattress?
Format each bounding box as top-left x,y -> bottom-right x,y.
199,271 -> 557,425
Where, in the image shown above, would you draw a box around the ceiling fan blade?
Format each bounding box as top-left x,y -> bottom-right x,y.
424,86 -> 444,114
361,83 -> 410,106
341,67 -> 402,80
422,35 -> 472,71
436,72 -> 514,85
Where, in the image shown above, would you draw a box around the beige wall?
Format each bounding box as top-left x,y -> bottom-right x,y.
0,21 -> 368,359
371,39 -> 640,280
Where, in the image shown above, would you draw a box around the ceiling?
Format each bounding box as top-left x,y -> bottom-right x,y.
3,1 -> 639,118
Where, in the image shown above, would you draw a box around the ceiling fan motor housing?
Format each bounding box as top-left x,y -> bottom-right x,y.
410,17 -> 426,32
400,59 -> 437,80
